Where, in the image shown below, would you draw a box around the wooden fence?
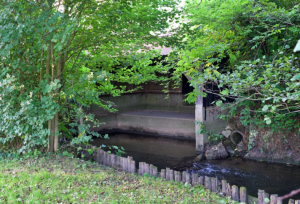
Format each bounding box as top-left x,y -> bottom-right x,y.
84,145 -> 300,204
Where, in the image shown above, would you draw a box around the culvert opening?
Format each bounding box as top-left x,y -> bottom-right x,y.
230,131 -> 244,144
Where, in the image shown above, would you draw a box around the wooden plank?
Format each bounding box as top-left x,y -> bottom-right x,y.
103,151 -> 107,165
138,162 -> 143,175
222,180 -> 227,195
226,183 -> 231,198
152,166 -> 158,177
122,157 -> 128,171
231,185 -> 239,202
110,154 -> 116,166
205,176 -> 211,191
127,156 -> 133,172
185,172 -> 191,185
144,163 -> 150,174
96,148 -> 102,164
129,158 -> 135,173
166,168 -> 170,181
198,176 -> 204,185
263,192 -> 270,204
149,164 -> 154,176
270,194 -> 278,204
160,169 -> 166,179
175,171 -> 181,182
240,186 -> 247,203
182,172 -> 186,183
169,169 -> 174,181
107,154 -> 111,166
258,189 -> 264,204
192,174 -> 198,186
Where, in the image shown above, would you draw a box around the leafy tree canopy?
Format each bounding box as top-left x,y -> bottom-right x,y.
0,0 -> 180,152
170,0 -> 300,131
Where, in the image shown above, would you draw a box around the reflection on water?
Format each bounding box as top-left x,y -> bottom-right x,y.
90,133 -> 196,170
90,133 -> 300,202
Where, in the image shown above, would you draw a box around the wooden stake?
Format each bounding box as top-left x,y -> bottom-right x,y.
240,186 -> 247,203
222,180 -> 227,195
205,176 -> 211,191
226,183 -> 231,198
231,185 -> 239,201
192,174 -> 198,186
169,169 -> 174,181
161,169 -> 166,179
198,176 -> 204,185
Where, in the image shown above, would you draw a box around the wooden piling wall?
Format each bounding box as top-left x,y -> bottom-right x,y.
90,146 -> 300,204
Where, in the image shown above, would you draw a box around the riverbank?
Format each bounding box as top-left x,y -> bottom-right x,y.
0,154 -> 237,203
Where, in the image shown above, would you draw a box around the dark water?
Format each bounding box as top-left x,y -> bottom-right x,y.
90,133 -> 300,202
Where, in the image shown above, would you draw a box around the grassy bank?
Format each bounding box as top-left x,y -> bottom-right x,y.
0,155 -> 237,203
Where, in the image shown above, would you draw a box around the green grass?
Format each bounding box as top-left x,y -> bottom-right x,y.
0,155 -> 237,203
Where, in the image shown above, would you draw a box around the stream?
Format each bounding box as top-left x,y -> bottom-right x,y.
90,132 -> 300,202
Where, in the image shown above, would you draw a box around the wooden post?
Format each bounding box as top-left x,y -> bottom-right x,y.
231,185 -> 239,202
226,183 -> 231,198
152,166 -> 158,177
107,154 -> 111,166
212,177 -> 218,192
149,164 -> 154,176
198,176 -> 204,185
138,162 -> 143,175
127,156 -> 132,172
264,192 -> 270,204
122,157 -> 128,171
166,168 -> 170,181
222,180 -> 227,195
110,154 -> 115,166
175,171 -> 181,182
168,169 -> 173,181
144,163 -> 150,174
289,199 -> 295,204
129,158 -> 135,173
185,172 -> 191,185
205,176 -> 211,191
240,187 -> 247,203
161,169 -> 166,179
96,148 -> 102,164
270,194 -> 278,204
192,174 -> 198,186
103,151 -> 107,165
182,172 -> 186,183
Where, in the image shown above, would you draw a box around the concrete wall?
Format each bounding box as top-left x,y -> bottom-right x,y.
88,93 -> 195,138
89,93 -> 194,116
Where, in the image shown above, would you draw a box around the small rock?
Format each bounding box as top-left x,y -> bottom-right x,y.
225,146 -> 235,156
205,143 -> 228,160
221,130 -> 232,138
193,153 -> 206,162
225,126 -> 233,131
237,141 -> 246,152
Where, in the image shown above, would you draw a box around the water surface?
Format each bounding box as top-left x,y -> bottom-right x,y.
90,133 -> 300,202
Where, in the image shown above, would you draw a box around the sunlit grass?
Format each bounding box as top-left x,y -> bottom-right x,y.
0,155 -> 237,203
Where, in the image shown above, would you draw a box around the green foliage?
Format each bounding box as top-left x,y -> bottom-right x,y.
0,0 -> 181,152
196,121 -> 224,144
171,0 -> 300,132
